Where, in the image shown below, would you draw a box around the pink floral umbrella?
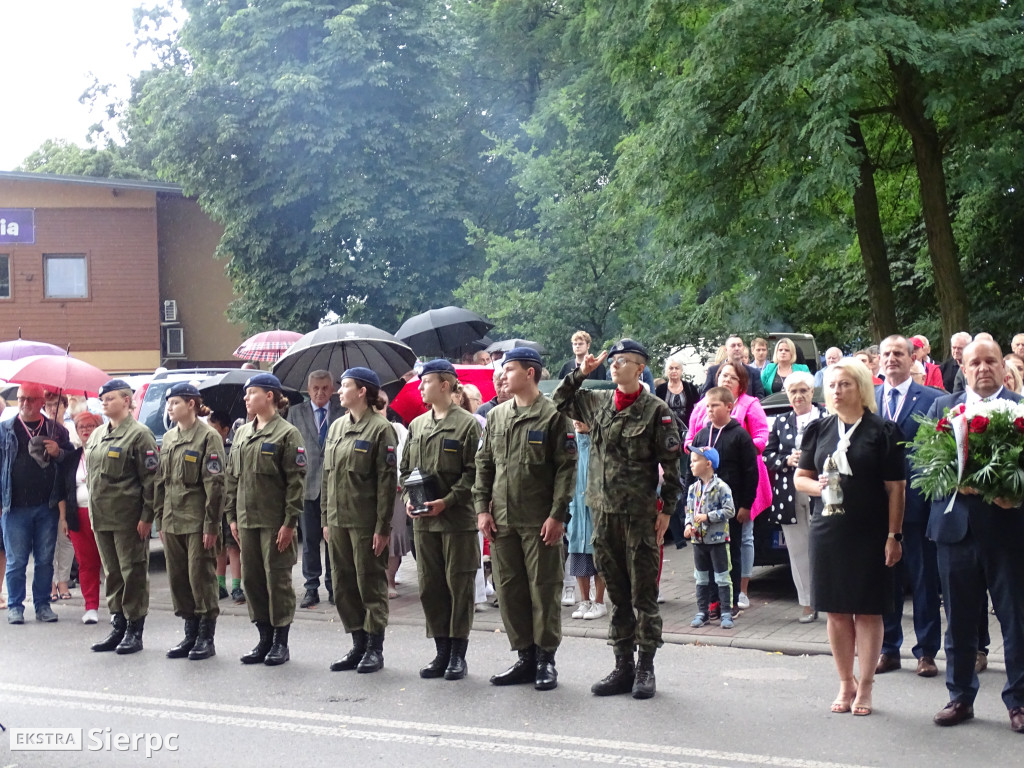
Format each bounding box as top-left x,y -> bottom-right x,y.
232,330 -> 304,363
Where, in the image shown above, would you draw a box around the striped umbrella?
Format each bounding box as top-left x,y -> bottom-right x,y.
233,330 -> 304,363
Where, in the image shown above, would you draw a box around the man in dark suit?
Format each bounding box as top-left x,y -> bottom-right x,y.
701,335 -> 766,398
926,339 -> 1024,733
873,336 -> 943,677
939,332 -> 971,393
288,370 -> 343,608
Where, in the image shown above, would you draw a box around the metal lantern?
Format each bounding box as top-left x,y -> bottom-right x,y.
404,467 -> 440,516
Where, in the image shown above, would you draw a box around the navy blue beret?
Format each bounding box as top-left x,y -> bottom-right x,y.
502,347 -> 543,366
98,379 -> 133,397
420,359 -> 458,378
165,382 -> 201,400
341,367 -> 381,389
608,338 -> 649,361
244,373 -> 284,392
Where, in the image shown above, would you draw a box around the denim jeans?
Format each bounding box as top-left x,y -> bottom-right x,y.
741,520 -> 754,579
2,504 -> 58,611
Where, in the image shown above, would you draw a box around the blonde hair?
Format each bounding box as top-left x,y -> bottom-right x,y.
773,337 -> 797,363
823,358 -> 877,414
571,330 -> 592,345
713,345 -> 729,365
1005,363 -> 1023,394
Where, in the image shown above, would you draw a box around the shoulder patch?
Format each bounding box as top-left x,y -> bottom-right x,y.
144,450 -> 159,472
661,415 -> 674,425
296,446 -> 307,467
564,432 -> 577,455
206,454 -> 222,475
386,445 -> 397,466
664,434 -> 681,452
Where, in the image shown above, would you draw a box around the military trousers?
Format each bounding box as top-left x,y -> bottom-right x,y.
94,529 -> 150,621
593,512 -> 663,654
328,526 -> 389,635
491,524 -> 563,652
414,529 -> 479,640
163,531 -> 220,620
238,526 -> 298,628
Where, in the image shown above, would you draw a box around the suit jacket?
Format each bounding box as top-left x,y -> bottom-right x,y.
288,395 -> 344,501
701,363 -> 766,399
938,358 -> 960,393
875,380 -> 943,524
925,389 -> 1024,544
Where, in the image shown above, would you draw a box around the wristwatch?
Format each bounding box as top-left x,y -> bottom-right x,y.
887,532 -> 903,542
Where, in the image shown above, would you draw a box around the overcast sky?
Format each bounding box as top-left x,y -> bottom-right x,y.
0,1 -> 160,171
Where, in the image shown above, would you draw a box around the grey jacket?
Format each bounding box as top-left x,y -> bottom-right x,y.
288,396 -> 343,501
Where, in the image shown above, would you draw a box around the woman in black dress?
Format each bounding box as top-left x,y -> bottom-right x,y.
795,358 -> 905,717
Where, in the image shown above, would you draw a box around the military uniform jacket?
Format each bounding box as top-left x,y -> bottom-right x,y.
85,414 -> 159,532
154,419 -> 226,536
224,413 -> 306,530
473,395 -> 577,528
401,407 -> 481,533
552,368 -> 683,519
321,409 -> 398,535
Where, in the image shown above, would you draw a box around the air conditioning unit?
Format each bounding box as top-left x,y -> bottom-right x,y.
163,299 -> 178,322
165,327 -> 185,357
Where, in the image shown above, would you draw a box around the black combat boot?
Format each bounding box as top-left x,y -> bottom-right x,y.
188,617 -> 217,660
591,653 -> 636,696
444,638 -> 469,681
240,621 -> 274,664
166,616 -> 199,659
534,648 -> 558,691
356,632 -> 385,673
330,630 -> 368,671
264,624 -> 291,666
91,612 -> 127,652
632,650 -> 656,699
489,646 -> 536,686
115,616 -> 146,655
420,637 -> 451,679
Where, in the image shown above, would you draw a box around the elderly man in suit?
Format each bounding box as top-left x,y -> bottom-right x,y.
926,339 -> 1024,733
873,336 -> 943,677
288,370 -> 343,608
702,335 -> 766,398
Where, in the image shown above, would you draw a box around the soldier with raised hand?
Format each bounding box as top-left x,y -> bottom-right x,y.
86,379 -> 160,655
552,338 -> 684,699
474,347 -> 577,691
400,360 -> 481,681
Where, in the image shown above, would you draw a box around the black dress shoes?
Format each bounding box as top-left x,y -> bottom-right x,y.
299,589 -> 320,609
934,701 -> 974,727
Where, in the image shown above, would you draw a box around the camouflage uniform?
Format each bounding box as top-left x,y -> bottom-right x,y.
552,367 -> 683,654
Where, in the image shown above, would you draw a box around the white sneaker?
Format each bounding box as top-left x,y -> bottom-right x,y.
81,609 -> 98,625
485,582 -> 495,597
583,602 -> 607,620
737,592 -> 750,609
561,585 -> 576,606
572,600 -> 592,619
657,589 -> 666,604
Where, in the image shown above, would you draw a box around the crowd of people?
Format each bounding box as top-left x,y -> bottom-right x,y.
1,328 -> 1022,729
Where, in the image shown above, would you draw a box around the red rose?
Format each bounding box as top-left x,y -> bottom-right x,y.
950,404 -> 966,417
936,417 -> 951,433
1015,417 -> 1024,433
969,416 -> 990,434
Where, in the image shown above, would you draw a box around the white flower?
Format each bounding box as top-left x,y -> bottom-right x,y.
963,399 -> 1018,420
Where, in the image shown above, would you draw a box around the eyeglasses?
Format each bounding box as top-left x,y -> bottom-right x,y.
609,356 -> 638,368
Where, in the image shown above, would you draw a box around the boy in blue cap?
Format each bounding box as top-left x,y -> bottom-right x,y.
683,445 -> 736,629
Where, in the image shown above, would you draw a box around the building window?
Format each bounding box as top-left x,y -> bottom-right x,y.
0,255 -> 9,298
43,254 -> 88,299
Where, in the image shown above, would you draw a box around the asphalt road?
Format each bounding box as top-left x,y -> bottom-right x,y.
1,615 -> 1018,768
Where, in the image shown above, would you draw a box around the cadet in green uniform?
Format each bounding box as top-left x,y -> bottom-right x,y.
86,379 -> 160,655
155,383 -> 225,661
474,347 -> 577,691
224,373 -> 306,666
322,367 -> 397,674
552,339 -> 683,699
400,359 -> 481,681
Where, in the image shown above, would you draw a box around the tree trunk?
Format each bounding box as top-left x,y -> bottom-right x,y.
848,119 -> 898,341
890,59 -> 970,352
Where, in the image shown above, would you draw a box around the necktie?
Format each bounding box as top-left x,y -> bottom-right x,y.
888,388 -> 900,421
316,408 -> 328,445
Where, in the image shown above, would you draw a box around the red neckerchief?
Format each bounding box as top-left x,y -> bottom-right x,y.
614,387 -> 642,412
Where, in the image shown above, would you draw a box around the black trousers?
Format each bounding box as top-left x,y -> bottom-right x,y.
301,496 -> 332,595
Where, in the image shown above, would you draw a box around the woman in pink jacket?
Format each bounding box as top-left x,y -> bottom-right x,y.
686,362 -> 771,610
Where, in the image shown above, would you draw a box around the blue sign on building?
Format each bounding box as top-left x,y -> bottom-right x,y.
0,209 -> 35,244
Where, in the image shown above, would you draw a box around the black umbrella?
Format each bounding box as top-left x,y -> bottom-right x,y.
448,335 -> 494,361
272,323 -> 418,391
485,338 -> 547,356
197,369 -> 304,422
395,306 -> 494,357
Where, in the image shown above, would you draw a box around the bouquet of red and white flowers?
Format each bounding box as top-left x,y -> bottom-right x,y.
910,399 -> 1024,505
